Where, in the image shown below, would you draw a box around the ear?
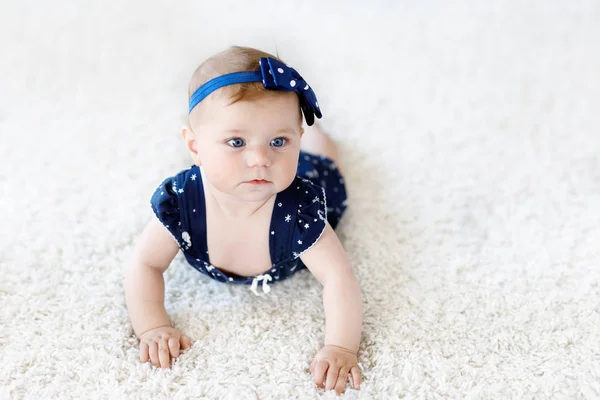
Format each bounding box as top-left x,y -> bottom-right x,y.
181,125 -> 201,166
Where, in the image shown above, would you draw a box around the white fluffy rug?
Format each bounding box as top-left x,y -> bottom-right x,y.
1,1 -> 599,398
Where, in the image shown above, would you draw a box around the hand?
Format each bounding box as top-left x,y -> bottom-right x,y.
138,325 -> 192,369
310,344 -> 362,394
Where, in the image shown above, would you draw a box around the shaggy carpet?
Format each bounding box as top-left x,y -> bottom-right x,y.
1,0 -> 599,398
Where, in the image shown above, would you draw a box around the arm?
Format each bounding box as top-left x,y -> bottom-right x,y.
125,216 -> 180,338
300,222 -> 363,352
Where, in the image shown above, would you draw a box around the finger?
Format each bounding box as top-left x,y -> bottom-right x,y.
350,366 -> 362,389
149,341 -> 159,367
180,335 -> 192,350
313,360 -> 329,388
325,363 -> 340,391
139,342 -> 150,363
335,366 -> 350,395
158,338 -> 170,368
168,337 -> 180,358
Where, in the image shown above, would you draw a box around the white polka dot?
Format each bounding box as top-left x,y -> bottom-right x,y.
259,60 -> 262,65
290,80 -> 296,87
277,68 -> 284,73
315,101 -> 319,108
262,79 -> 265,85
304,84 -> 309,90
229,277 -> 234,281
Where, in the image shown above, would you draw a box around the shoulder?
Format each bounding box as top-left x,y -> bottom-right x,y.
150,166 -> 198,207
151,166 -> 200,196
289,176 -> 328,207
149,165 -> 200,247
288,176 -> 328,259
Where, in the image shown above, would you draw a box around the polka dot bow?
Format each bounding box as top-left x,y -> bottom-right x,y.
258,57 -> 322,126
188,57 -> 322,126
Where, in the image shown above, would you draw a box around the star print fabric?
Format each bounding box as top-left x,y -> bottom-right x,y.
288,180 -> 327,261
149,150 -> 347,286
296,152 -> 347,230
149,176 -> 187,249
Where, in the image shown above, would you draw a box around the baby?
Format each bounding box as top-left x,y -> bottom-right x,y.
125,46 -> 363,395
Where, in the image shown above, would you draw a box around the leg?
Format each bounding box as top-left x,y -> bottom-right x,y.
300,121 -> 342,170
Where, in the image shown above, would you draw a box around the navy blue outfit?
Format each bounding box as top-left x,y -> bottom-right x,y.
150,151 -> 347,293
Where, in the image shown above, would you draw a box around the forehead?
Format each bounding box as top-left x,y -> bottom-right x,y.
192,91 -> 301,129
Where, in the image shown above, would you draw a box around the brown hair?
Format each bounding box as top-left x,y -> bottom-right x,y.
188,46 -> 286,106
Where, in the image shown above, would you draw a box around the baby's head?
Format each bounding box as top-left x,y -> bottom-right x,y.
182,46 -> 310,203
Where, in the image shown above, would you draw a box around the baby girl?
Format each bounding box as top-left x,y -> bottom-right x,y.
125,46 -> 363,394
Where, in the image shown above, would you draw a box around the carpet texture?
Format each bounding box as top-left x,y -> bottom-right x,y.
1,1 -> 599,398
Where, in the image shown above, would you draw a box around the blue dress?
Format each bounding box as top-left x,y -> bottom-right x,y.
150,151 -> 347,294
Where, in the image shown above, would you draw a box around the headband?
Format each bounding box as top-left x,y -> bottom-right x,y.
188,57 -> 322,125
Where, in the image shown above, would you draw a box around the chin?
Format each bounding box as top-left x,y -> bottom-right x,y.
240,190 -> 276,203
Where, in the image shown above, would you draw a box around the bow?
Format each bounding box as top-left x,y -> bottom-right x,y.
250,274 -> 273,296
258,57 -> 322,126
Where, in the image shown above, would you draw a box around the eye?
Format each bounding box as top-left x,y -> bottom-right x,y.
226,138 -> 245,148
271,137 -> 287,147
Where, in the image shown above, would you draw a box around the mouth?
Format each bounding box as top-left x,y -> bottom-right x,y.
247,179 -> 270,185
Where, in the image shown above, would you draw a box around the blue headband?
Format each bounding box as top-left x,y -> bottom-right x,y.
188,57 -> 322,126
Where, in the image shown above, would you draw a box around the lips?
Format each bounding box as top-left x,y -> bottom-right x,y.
246,178 -> 270,183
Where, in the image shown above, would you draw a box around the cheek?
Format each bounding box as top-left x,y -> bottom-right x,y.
211,156 -> 238,181
278,151 -> 300,184
285,153 -> 299,171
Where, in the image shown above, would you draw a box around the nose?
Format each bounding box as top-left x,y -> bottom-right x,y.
245,145 -> 272,168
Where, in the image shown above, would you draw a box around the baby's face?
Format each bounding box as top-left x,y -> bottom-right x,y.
190,92 -> 303,202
